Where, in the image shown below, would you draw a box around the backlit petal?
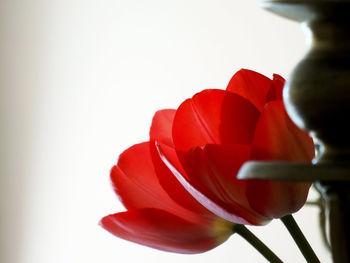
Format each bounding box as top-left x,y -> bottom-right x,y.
100,208 -> 232,254
251,100 -> 314,162
177,144 -> 268,225
149,109 -> 215,218
226,69 -> 273,111
112,142 -> 187,216
150,141 -> 214,218
157,143 -> 268,225
149,109 -> 176,148
247,100 -> 314,218
173,89 -> 260,151
265,74 -> 284,102
245,180 -> 311,218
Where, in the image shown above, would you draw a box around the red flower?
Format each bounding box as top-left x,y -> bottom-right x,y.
100,111 -> 234,254
158,69 -> 314,225
100,69 -> 314,253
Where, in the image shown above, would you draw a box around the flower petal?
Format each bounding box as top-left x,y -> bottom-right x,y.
251,100 -> 315,162
247,100 -> 314,218
245,180 -> 311,218
173,89 -> 260,151
177,144 -> 268,225
100,208 -> 232,254
149,110 -> 215,218
157,143 -> 268,225
265,74 -> 284,102
112,142 -> 185,215
150,141 -> 214,218
226,69 -> 273,111
113,141 -> 214,223
149,109 -> 176,148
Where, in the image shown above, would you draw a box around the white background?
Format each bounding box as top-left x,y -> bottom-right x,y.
1,0 -> 331,262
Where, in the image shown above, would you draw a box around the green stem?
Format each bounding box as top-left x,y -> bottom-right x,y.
234,224 -> 283,263
281,215 -> 320,263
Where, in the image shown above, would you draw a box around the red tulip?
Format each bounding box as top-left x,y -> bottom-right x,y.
100,69 -> 315,253
100,110 -> 234,254
158,69 -> 314,225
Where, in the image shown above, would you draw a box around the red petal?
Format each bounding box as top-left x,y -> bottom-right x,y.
149,109 -> 176,147
150,141 -> 214,218
112,142 -> 186,216
226,69 -> 273,111
157,143 -> 268,225
246,180 -> 311,218
149,110 -> 216,218
173,89 -> 260,151
248,100 -> 314,218
177,145 -> 269,225
100,208 -> 232,254
265,74 -> 284,102
251,100 -> 315,162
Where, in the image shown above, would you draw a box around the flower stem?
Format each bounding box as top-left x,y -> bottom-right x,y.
234,224 -> 283,263
281,215 -> 320,263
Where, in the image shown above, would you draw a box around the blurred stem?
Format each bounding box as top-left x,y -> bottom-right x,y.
281,215 -> 320,263
234,224 -> 283,263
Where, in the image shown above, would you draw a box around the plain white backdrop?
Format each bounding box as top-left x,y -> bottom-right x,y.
1,0 -> 330,262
